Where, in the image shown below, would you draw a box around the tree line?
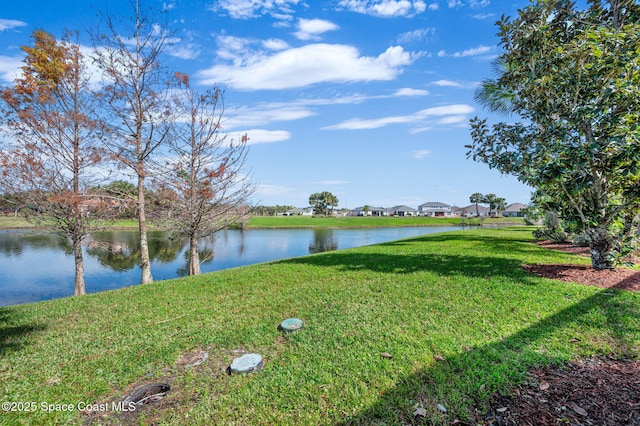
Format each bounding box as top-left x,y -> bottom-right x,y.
0,2 -> 253,295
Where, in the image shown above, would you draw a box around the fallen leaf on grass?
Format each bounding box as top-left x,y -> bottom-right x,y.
413,407 -> 427,417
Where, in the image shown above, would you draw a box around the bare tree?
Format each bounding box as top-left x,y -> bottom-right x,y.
0,30 -> 105,295
153,73 -> 253,275
92,0 -> 173,283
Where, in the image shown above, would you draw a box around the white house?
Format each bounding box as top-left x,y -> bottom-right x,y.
418,201 -> 454,217
350,206 -> 389,216
457,204 -> 491,217
503,203 -> 527,217
388,205 -> 418,217
283,207 -> 314,216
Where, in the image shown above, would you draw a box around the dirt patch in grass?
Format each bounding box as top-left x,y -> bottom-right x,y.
478,241 -> 640,425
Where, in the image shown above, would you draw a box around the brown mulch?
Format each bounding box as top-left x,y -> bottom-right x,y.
482,357 -> 640,425
524,241 -> 640,293
479,241 -> 640,425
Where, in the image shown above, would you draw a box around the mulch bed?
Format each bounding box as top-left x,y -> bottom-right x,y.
479,241 -> 640,425
524,241 -> 640,292
481,357 -> 640,425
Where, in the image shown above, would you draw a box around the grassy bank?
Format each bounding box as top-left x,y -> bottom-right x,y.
1,228 -> 638,425
245,215 -> 525,228
0,214 -> 525,231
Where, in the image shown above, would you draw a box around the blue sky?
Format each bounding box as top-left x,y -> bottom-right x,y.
1,0 -> 540,209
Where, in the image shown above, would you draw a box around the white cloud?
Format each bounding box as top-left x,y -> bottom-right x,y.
323,103 -> 474,130
167,44 -> 200,59
472,13 -> 495,19
397,27 -> 436,44
0,55 -> 22,83
0,19 -> 27,32
338,0 -> 428,17
394,87 -> 429,96
197,44 -> 417,90
212,0 -> 301,19
453,45 -> 492,57
438,44 -> 493,58
412,150 -> 431,159
262,38 -> 289,51
432,79 -> 462,87
294,19 -> 339,41
225,103 -> 316,128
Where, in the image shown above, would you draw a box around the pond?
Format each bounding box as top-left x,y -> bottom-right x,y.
0,226 -> 462,306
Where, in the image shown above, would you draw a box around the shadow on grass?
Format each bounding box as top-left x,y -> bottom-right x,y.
335,279 -> 640,425
0,307 -> 45,357
277,235 -> 638,424
280,250 -> 537,283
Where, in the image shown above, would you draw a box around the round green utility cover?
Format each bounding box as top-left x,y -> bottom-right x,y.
280,318 -> 303,332
229,353 -> 263,374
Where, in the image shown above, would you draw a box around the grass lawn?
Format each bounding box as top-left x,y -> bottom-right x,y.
246,215 -> 525,228
1,227 -> 638,425
0,214 -> 525,231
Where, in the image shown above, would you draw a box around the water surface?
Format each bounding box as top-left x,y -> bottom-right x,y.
0,226 -> 462,306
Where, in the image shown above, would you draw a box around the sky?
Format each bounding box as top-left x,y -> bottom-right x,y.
0,0 -> 543,210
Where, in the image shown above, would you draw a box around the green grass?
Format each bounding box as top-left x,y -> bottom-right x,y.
246,215 -> 525,228
0,214 -> 525,231
0,215 -> 32,229
1,227 -> 638,425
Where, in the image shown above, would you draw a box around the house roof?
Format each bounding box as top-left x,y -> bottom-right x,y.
504,203 -> 527,212
459,204 -> 490,213
419,201 -> 451,208
389,205 -> 418,212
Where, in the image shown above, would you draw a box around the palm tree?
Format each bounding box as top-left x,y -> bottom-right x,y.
469,192 -> 484,216
484,193 -> 497,216
473,58 -> 516,116
495,197 -> 507,216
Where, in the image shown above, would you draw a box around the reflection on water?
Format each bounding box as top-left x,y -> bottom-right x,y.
0,226 -> 462,306
309,228 -> 339,254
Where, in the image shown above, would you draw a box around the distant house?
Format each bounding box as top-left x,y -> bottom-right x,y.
503,203 -> 527,217
388,205 -> 418,217
458,204 -> 491,217
350,206 -> 389,216
283,207 -> 314,216
418,201 -> 454,217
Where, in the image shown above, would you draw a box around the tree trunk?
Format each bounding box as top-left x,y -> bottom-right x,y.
589,226 -> 616,270
73,235 -> 86,295
138,173 -> 153,284
188,234 -> 201,275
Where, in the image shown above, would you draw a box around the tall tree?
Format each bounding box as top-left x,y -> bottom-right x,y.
484,193 -> 497,217
309,191 -> 339,216
468,0 -> 640,269
154,73 -> 253,275
494,197 -> 507,216
92,1 -> 173,283
1,30 -> 105,295
469,192 -> 484,216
